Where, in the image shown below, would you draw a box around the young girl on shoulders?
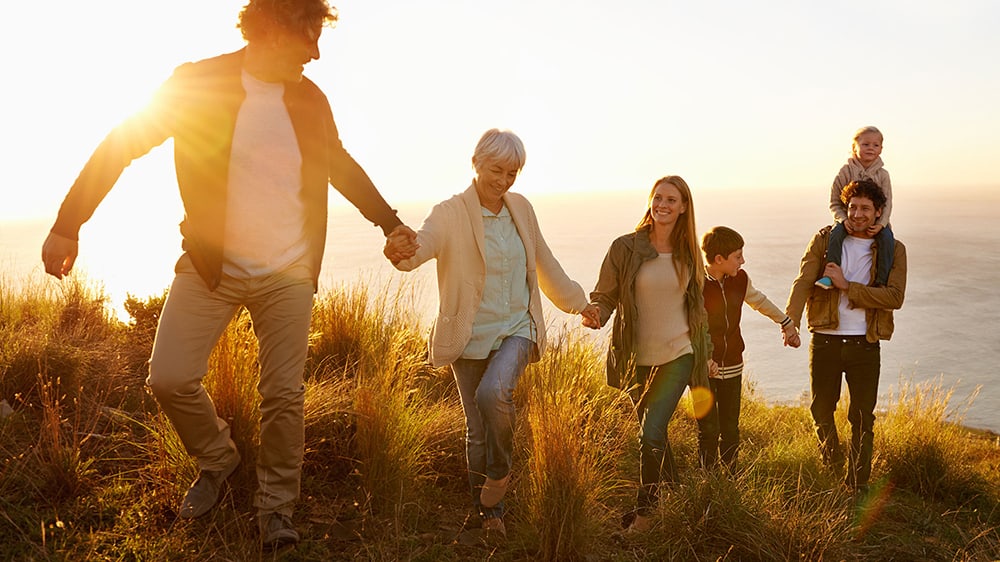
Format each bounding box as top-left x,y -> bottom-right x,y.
815,126 -> 894,289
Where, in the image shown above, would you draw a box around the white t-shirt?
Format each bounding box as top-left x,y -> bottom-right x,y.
222,70 -> 309,278
817,235 -> 872,336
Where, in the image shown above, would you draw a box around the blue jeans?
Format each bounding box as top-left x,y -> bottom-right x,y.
451,336 -> 535,519
809,334 -> 881,489
826,222 -> 895,286
630,353 -> 694,514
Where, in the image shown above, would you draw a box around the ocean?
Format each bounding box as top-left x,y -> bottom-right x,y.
4,186 -> 998,432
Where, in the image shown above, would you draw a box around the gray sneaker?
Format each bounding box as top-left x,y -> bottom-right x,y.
178,453 -> 240,519
259,512 -> 300,549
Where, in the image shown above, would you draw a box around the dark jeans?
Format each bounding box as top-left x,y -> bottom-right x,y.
630,354 -> 693,514
826,222 -> 894,286
809,333 -> 881,489
698,375 -> 742,471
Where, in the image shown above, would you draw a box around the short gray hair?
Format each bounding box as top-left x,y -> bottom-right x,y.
472,129 -> 526,172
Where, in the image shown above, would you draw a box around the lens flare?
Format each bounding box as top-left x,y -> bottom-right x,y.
690,386 -> 715,419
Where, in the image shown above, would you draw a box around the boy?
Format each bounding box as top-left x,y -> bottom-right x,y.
699,226 -> 800,471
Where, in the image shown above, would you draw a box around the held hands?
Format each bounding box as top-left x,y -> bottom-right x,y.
383,225 -> 419,264
708,359 -> 720,378
41,232 -> 78,280
782,323 -> 801,348
822,263 -> 849,290
580,303 -> 601,329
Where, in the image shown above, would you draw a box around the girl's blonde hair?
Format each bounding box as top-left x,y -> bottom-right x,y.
851,125 -> 883,158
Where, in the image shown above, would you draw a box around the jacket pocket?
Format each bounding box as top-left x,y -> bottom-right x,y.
806,290 -> 835,329
874,309 -> 894,339
432,314 -> 461,350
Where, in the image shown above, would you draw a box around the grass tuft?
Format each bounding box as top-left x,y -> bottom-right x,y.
519,331 -> 630,559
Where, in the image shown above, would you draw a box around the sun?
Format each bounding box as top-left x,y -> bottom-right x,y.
9,2 -> 248,315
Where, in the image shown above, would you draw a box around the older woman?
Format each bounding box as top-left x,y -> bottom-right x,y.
385,129 -> 596,539
583,175 -> 717,533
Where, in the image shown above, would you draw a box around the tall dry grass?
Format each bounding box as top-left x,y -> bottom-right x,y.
879,378 -> 991,500
518,331 -> 631,559
0,273 -> 998,560
310,281 -> 464,519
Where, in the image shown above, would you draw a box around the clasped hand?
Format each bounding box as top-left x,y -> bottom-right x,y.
383,225 -> 419,264
821,263 -> 849,290
580,303 -> 601,329
782,323 -> 801,348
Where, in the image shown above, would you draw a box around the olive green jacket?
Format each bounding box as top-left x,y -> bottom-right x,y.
590,226 -> 713,390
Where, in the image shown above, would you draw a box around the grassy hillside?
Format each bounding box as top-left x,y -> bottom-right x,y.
1,275 -> 997,561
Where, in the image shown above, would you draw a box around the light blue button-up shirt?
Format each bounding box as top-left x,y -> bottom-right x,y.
462,204 -> 534,359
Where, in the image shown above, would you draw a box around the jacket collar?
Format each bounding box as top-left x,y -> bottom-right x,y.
461,185 -> 488,264
630,225 -> 660,260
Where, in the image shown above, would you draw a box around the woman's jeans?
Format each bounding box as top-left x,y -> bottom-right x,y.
451,336 -> 534,519
630,353 -> 694,514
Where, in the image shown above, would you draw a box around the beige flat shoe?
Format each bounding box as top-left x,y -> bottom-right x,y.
480,474 -> 510,508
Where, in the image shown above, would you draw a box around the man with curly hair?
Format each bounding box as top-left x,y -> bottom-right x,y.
42,0 -> 417,548
785,179 -> 906,495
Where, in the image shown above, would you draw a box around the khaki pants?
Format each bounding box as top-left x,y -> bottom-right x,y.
147,254 -> 314,516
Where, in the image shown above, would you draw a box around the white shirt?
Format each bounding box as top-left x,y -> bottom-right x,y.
818,235 -> 872,336
223,70 -> 309,277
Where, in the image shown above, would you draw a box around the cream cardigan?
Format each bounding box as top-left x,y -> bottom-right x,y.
394,185 -> 589,367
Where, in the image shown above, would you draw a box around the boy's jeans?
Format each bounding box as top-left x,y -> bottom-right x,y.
699,375 -> 742,470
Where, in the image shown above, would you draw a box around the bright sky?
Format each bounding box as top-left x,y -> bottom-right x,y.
2,0 -> 998,225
